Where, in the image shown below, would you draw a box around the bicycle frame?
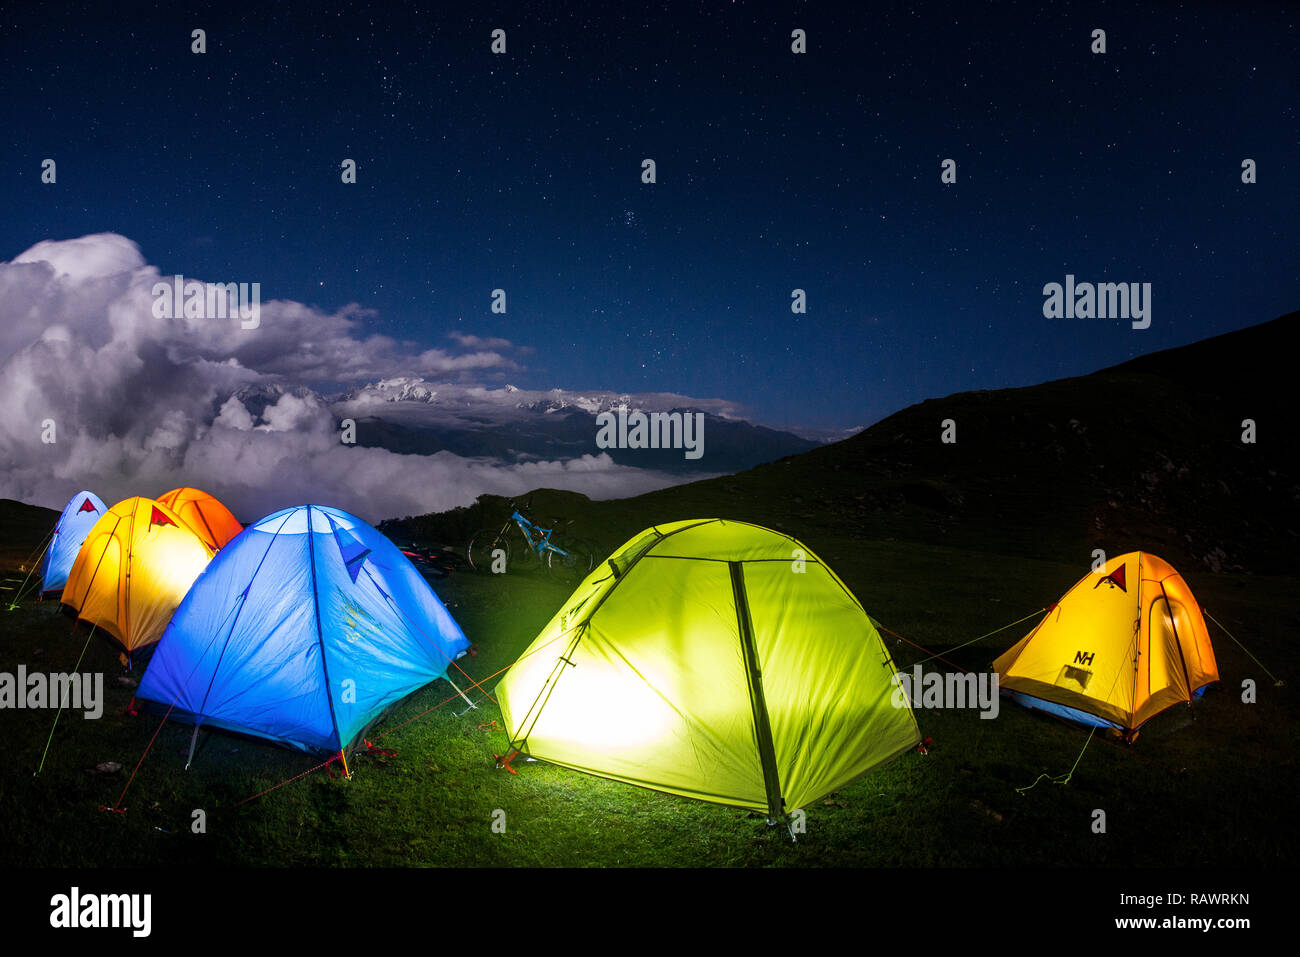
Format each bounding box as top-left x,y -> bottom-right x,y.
506,510 -> 571,561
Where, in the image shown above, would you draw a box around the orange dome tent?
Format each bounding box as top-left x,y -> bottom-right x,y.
156,487 -> 243,551
993,551 -> 1218,738
61,497 -> 215,665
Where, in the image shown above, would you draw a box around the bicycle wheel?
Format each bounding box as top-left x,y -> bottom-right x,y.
545,536 -> 595,581
467,529 -> 510,573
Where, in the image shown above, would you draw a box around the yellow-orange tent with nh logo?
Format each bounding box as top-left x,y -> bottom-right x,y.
993,551 -> 1218,736
61,496 -> 215,664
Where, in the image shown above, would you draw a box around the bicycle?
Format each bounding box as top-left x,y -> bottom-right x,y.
466,499 -> 596,580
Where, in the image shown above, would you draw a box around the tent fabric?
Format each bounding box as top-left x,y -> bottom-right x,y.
156,487 -> 243,551
1006,692 -> 1123,731
39,490 -> 107,596
135,504 -> 471,754
993,551 -> 1219,733
60,497 -> 215,661
497,519 -> 920,816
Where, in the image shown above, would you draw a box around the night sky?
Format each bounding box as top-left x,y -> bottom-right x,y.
3,1 -> 1297,433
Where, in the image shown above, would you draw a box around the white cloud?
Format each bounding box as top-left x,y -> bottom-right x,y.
0,233 -> 690,523
13,233 -> 146,282
447,331 -> 514,351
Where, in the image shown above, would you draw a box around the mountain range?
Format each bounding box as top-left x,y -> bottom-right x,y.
238,379 -> 829,474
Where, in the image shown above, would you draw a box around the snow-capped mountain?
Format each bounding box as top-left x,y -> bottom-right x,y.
333,377 -> 439,405
320,378 -> 822,473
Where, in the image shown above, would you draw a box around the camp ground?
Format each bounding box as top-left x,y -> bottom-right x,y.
1,479 -> 1291,869
0,1 -> 1296,911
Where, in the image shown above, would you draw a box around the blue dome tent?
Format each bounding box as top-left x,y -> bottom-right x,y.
39,490 -> 108,597
136,504 -> 472,766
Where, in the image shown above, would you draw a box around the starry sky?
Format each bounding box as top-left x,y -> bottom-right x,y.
2,1 -> 1297,433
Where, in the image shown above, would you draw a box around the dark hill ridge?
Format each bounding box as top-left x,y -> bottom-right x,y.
0,499 -> 59,579
388,310 -> 1299,575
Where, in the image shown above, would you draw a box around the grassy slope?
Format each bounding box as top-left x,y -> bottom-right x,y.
1,527 -> 1294,868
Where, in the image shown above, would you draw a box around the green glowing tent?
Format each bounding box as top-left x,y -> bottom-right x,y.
497,519 -> 920,818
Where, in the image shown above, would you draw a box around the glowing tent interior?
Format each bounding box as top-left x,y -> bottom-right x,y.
61,496 -> 215,665
993,551 -> 1219,736
135,504 -> 472,761
38,489 -> 107,597
496,519 -> 921,818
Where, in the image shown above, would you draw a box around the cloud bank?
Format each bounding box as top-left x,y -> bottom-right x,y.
0,234 -> 693,523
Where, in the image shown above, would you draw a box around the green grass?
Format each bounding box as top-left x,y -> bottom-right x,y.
2,535 -> 1294,868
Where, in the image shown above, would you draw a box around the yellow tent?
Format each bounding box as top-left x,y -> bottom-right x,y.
993,551 -> 1218,736
157,486 -> 243,551
61,497 -> 215,663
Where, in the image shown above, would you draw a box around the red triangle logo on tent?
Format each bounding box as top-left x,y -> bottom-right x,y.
1093,562 -> 1127,592
78,498 -> 98,514
150,506 -> 177,529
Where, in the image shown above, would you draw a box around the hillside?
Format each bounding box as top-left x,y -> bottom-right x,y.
387,311 -> 1300,575
0,499 -> 58,577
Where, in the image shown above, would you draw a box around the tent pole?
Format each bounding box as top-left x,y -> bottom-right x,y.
446,676 -> 477,711
339,749 -> 351,779
729,562 -> 784,823
184,724 -> 201,771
